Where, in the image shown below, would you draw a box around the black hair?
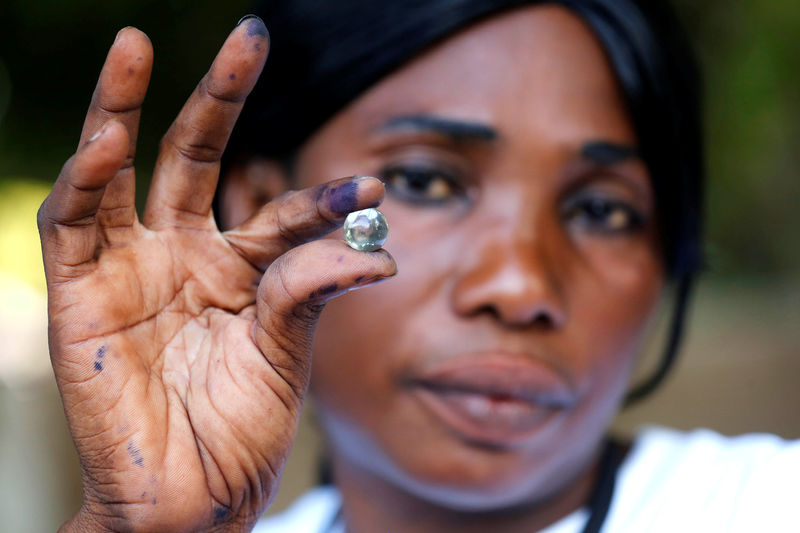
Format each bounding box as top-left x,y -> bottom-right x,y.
225,0 -> 704,402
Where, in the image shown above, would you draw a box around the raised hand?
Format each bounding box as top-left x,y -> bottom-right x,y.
38,18 -> 396,532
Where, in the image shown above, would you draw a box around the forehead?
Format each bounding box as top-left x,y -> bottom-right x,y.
347,5 -> 635,145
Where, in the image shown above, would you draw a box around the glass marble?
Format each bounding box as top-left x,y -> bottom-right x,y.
343,208 -> 389,251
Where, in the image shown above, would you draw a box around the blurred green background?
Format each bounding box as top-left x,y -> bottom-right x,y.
0,1 -> 798,531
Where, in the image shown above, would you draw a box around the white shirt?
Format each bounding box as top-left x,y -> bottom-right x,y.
253,427 -> 800,532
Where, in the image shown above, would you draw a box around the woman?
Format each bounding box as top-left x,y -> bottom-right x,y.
38,1 -> 796,532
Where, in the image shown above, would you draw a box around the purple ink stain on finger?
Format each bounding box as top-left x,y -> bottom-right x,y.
244,17 -> 269,39
326,181 -> 359,214
94,361 -> 103,371
229,73 -> 236,80
128,67 -> 134,75
152,498 -> 157,505
355,275 -> 366,284
337,256 -> 344,263
97,346 -> 107,358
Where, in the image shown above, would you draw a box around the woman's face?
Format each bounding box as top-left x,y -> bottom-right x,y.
228,5 -> 663,510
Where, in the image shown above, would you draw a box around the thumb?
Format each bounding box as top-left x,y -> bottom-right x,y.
253,239 -> 396,398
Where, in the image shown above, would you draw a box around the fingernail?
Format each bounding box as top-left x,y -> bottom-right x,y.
89,123 -> 108,142
354,175 -> 384,193
356,274 -> 395,289
355,175 -> 385,187
236,14 -> 269,41
237,14 -> 263,27
114,26 -> 133,43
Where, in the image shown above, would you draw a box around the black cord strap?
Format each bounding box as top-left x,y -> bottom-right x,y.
580,438 -> 625,533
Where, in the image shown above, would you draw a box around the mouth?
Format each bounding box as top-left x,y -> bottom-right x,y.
404,353 -> 577,448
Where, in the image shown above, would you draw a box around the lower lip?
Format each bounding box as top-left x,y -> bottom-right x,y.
411,387 -> 562,448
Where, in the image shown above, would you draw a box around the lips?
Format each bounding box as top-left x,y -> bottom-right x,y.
404,352 -> 577,447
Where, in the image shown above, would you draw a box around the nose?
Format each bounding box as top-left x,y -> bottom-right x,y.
450,217 -> 567,329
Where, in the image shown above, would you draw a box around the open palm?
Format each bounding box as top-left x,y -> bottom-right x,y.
38,19 -> 395,532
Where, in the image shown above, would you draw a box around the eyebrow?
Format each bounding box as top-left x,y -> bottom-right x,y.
580,141 -> 640,165
376,114 -> 499,143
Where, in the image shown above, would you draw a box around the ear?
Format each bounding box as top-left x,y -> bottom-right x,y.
218,156 -> 291,230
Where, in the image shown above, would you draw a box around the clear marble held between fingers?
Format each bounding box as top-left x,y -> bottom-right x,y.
343,208 -> 389,252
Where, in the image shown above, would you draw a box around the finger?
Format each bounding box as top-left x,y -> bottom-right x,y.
224,176 -> 385,271
79,27 -> 152,148
80,27 -> 153,234
144,16 -> 270,230
38,121 -> 130,273
254,239 -> 397,397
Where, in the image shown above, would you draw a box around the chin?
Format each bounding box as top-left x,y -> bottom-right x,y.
383,448 -> 591,513
323,408 -> 594,514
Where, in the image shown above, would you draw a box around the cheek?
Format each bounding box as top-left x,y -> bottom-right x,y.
567,235 -> 664,389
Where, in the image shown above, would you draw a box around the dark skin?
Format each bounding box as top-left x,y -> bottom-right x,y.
225,7 -> 663,532
41,6 -> 662,533
39,18 -> 395,533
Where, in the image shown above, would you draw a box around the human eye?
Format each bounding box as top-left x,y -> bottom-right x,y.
379,163 -> 466,206
562,191 -> 646,235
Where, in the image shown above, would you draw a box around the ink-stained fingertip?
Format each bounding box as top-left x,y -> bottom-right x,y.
236,14 -> 269,41
322,176 -> 385,215
237,14 -> 261,27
